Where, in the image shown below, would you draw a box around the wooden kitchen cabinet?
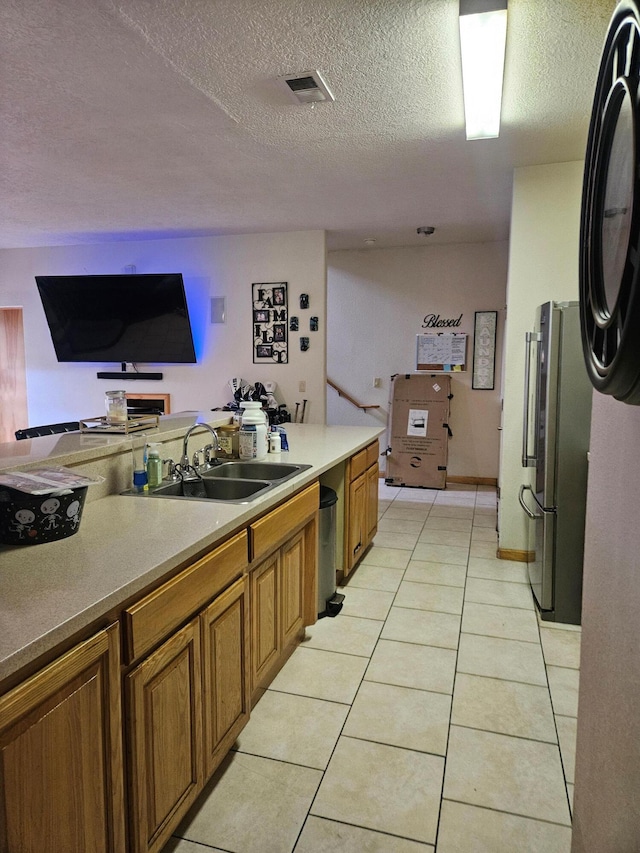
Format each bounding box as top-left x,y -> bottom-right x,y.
366,456 -> 379,542
123,531 -> 250,853
201,575 -> 250,777
281,529 -> 305,647
347,470 -> 367,570
0,623 -> 126,853
249,528 -> 306,697
344,441 -> 379,577
248,484 -> 318,701
126,619 -> 203,853
250,552 -> 280,689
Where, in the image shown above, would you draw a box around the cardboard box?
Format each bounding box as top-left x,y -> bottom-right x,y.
385,374 -> 451,489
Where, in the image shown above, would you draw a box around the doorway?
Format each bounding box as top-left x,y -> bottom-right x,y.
0,308 -> 28,442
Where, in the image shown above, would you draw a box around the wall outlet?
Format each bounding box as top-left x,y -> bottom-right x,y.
299,380 -> 306,392
373,377 -> 381,388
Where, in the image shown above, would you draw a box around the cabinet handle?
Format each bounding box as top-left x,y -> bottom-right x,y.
354,542 -> 362,554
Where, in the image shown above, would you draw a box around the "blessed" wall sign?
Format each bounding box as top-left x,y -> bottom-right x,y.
422,313 -> 463,328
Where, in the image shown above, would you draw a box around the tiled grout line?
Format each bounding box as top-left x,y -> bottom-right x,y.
439,798 -> 575,830
512,549 -> 576,825
393,486 -> 460,849
450,720 -> 558,746
432,486 -> 481,851
292,498 -> 420,853
291,485 -> 439,851
460,631 -> 540,645
290,484 -> 472,850
462,593 -> 533,608
537,653 -> 577,820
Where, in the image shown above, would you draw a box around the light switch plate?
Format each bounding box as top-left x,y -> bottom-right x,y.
211,296 -> 226,324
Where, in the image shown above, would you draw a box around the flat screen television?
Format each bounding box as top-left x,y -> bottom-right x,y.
35,273 -> 197,365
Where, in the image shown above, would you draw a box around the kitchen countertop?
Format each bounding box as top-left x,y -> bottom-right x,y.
0,422 -> 382,685
0,411 -> 232,472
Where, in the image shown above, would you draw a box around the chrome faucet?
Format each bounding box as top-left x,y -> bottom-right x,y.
180,423 -> 222,472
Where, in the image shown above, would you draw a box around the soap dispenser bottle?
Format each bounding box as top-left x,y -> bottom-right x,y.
146,443 -> 163,488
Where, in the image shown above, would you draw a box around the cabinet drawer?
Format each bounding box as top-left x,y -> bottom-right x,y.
250,483 -> 319,563
349,448 -> 368,481
366,441 -> 379,469
123,531 -> 248,663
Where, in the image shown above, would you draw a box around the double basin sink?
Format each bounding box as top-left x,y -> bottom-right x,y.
123,461 -> 311,504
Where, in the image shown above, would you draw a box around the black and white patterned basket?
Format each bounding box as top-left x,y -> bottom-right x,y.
0,486 -> 88,546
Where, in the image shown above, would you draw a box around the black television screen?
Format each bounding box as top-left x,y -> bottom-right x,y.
35,273 -> 197,364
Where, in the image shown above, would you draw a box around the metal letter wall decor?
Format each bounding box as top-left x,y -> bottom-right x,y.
252,282 -> 288,364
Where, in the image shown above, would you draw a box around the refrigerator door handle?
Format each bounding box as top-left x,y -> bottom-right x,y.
519,484 -> 543,519
522,332 -> 542,467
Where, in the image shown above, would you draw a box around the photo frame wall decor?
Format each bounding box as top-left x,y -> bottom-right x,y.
472,310 -> 497,390
252,282 -> 288,364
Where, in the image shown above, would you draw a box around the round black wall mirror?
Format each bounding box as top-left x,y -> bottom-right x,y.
580,0 -> 640,404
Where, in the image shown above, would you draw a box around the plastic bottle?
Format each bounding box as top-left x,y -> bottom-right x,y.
131,437 -> 148,492
277,426 -> 289,451
239,402 -> 268,461
133,469 -> 148,493
146,443 -> 163,487
268,430 -> 281,454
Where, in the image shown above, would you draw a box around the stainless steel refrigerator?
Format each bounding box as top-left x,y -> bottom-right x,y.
519,301 -> 592,624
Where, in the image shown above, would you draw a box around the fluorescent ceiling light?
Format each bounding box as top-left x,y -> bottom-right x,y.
459,0 -> 508,140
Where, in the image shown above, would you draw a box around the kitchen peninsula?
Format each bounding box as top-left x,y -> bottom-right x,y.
0,414 -> 382,853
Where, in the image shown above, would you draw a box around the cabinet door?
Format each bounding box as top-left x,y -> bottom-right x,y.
126,619 -> 203,853
0,623 -> 125,853
366,461 -> 379,544
201,576 -> 250,778
280,530 -> 305,648
250,553 -> 280,691
346,472 -> 367,574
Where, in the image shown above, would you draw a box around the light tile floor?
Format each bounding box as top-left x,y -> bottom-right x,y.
165,482 -> 580,853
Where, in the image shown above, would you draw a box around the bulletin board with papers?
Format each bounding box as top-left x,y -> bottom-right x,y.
416,333 -> 467,372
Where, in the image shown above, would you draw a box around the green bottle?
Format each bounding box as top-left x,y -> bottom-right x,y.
146,443 -> 163,488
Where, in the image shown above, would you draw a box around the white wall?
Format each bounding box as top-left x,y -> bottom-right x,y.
327,242 -> 508,480
0,230 -> 327,427
572,392 -> 640,850
498,161 -> 584,551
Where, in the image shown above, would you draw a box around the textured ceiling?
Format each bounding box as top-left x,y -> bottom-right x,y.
1,0 -> 614,251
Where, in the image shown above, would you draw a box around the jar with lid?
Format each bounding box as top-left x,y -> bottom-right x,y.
105,390 -> 127,425
217,423 -> 240,459
239,402 -> 268,461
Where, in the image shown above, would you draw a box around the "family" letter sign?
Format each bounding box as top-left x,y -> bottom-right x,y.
253,282 -> 288,364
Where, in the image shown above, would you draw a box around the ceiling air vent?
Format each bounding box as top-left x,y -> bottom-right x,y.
279,70 -> 334,104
